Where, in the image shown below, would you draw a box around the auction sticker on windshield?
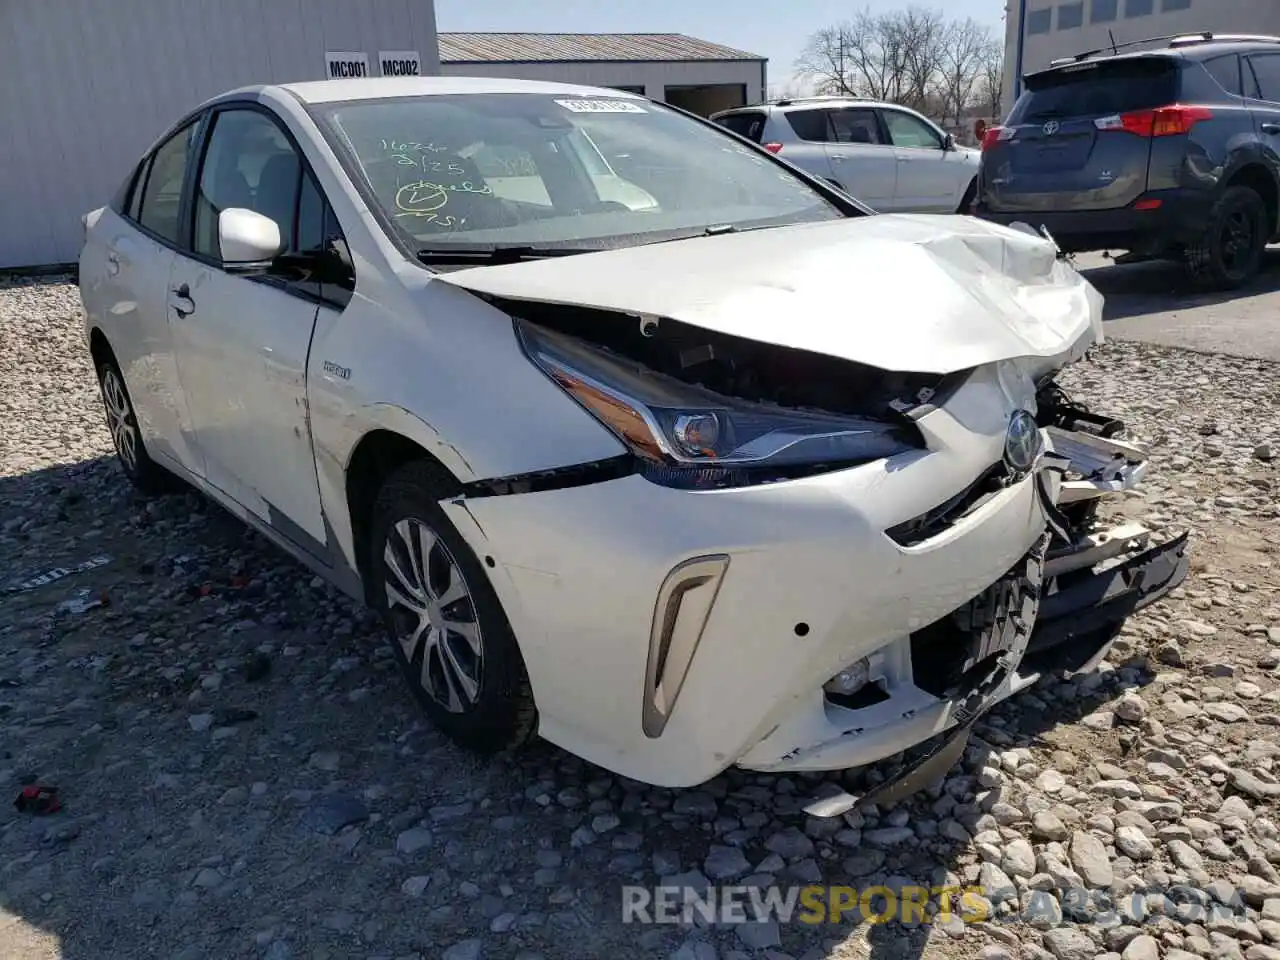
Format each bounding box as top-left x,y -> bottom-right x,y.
555,99 -> 646,113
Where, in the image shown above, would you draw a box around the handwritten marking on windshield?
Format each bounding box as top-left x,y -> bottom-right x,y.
395,179 -> 493,212
380,139 -> 448,154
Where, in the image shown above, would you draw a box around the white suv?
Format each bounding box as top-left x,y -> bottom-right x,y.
712,97 -> 980,215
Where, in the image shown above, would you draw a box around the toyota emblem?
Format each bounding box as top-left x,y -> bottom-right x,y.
1043,120 -> 1060,136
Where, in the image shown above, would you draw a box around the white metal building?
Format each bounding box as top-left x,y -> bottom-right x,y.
0,0 -> 441,270
1,3 -> 766,270
439,33 -> 767,117
1002,0 -> 1266,109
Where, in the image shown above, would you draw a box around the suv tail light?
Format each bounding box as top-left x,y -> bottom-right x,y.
981,126 -> 1014,150
763,142 -> 783,154
1094,104 -> 1213,137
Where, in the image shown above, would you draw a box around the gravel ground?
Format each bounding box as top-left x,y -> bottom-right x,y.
1,275 -> 1279,960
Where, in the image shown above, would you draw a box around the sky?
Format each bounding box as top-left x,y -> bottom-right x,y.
433,0 -> 1007,93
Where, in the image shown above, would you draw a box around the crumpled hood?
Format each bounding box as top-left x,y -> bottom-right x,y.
436,214 -> 1105,376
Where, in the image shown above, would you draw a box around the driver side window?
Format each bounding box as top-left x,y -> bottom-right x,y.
193,109 -> 303,260
882,110 -> 943,149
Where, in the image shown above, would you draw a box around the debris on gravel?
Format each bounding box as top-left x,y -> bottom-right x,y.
2,276 -> 1279,959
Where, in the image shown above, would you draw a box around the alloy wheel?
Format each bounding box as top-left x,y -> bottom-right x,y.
101,367 -> 139,473
382,517 -> 484,713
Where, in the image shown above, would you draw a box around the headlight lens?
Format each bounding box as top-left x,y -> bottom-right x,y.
516,321 -> 924,485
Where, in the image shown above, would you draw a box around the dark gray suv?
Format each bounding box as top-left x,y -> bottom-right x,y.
976,33 -> 1280,290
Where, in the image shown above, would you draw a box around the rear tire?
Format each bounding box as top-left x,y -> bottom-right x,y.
96,356 -> 172,495
1185,185 -> 1267,291
368,460 -> 538,755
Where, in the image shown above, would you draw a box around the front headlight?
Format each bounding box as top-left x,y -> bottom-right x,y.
516,321 -> 924,488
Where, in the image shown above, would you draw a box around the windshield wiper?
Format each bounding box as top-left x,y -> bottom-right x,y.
415,245 -> 594,266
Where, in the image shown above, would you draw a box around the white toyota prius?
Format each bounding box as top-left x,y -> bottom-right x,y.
79,76 -> 1189,809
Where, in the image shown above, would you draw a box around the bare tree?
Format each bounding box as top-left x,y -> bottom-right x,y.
794,7 -> 919,103
897,7 -> 948,111
937,19 -> 991,126
796,6 -> 1003,123
977,39 -> 1006,120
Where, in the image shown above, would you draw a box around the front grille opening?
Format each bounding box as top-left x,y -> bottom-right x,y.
886,462 -> 1012,547
910,617 -> 978,698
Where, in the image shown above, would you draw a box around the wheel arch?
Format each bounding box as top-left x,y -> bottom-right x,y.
88,326 -> 115,374
343,426 -> 464,605
1224,162 -> 1280,238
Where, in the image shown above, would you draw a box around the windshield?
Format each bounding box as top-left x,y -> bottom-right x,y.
312,93 -> 848,251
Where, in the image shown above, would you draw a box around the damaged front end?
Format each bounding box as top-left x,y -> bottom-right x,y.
433,216 -> 1189,796
1028,381 -> 1191,673
805,380 -> 1191,818
498,296 -> 945,491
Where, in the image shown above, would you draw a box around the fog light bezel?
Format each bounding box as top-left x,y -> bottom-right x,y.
642,554 -> 730,739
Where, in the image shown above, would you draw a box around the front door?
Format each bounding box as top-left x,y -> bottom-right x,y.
880,108 -> 962,212
167,105 -> 333,558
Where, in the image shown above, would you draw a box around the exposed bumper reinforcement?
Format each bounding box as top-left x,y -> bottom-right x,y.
1028,530 -> 1191,672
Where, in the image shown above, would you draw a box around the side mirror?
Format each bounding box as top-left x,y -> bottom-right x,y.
943,133 -> 956,151
219,208 -> 283,270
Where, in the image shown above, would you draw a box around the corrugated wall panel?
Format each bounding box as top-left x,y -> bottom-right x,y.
0,0 -> 440,268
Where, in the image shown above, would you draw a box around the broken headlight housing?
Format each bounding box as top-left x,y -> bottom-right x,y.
516,321 -> 924,488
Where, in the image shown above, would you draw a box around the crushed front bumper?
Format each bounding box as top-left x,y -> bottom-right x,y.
800,528 -> 1190,818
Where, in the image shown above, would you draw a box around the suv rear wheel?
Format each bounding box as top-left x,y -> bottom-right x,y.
1185,185 -> 1267,291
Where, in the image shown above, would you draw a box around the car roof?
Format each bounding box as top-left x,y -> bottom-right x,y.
712,98 -> 911,118
215,75 -> 653,106
1030,33 -> 1280,79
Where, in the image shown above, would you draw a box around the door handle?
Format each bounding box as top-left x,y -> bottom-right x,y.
106,252 -> 120,276
169,283 -> 195,318
1263,123 -> 1280,135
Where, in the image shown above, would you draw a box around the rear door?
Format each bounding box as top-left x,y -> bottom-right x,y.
825,107 -> 898,210
981,56 -> 1181,214
82,119 -> 206,479
770,108 -> 838,184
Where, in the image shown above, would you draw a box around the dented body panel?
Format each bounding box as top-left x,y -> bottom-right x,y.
438,214 -> 1106,376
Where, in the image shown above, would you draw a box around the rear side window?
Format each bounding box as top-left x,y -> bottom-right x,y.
716,112 -> 766,143
126,158 -> 152,221
784,109 -> 831,142
830,109 -> 882,144
1249,54 -> 1280,102
1204,55 -> 1243,97
1010,58 -> 1178,122
138,121 -> 199,245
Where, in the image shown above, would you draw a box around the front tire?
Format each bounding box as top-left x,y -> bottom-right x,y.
368,460 -> 537,754
96,356 -> 171,494
1185,185 -> 1267,291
